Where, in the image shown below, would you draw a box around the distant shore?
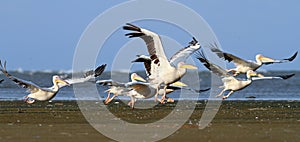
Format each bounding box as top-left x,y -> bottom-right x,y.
0,100 -> 299,142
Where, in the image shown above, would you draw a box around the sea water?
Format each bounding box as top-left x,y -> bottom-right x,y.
0,71 -> 299,101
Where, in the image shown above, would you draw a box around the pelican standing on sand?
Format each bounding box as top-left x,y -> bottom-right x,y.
123,23 -> 200,103
196,52 -> 295,99
0,60 -> 69,103
209,43 -> 298,76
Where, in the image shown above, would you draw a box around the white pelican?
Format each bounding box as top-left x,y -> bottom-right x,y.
209,43 -> 298,76
123,23 -> 200,103
97,73 -> 199,109
57,64 -> 107,88
0,60 -> 70,103
132,54 -> 211,94
196,51 -> 295,99
97,73 -> 156,109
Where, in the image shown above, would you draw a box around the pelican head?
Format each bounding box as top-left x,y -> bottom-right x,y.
246,70 -> 258,79
131,73 -> 146,82
256,54 -> 275,63
52,75 -> 69,86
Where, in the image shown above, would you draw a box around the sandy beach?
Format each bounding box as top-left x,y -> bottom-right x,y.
0,100 -> 299,142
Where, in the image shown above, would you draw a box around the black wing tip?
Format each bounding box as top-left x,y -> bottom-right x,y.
286,51 -> 298,61
189,37 -> 198,46
125,32 -> 145,38
194,50 -> 207,62
131,58 -> 145,63
279,74 -> 295,80
123,23 -> 145,38
123,23 -> 141,32
83,64 -> 107,78
194,51 -> 212,70
131,55 -> 151,63
94,64 -> 107,77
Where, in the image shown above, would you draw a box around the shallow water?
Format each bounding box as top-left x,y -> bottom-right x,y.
0,71 -> 299,101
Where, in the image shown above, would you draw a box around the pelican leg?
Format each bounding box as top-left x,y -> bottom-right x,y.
160,85 -> 168,104
104,92 -> 111,104
105,93 -> 117,104
223,90 -> 234,100
216,89 -> 226,98
128,96 -> 135,109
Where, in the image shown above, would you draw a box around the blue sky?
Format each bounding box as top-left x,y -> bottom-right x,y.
0,0 -> 299,71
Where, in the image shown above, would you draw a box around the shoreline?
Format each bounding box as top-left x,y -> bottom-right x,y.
0,100 -> 299,142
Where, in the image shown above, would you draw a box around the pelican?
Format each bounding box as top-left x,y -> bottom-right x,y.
209,43 -> 298,76
196,51 -> 295,99
97,73 -> 156,109
97,73 -> 201,109
0,60 -> 69,103
57,64 -> 107,88
123,23 -> 200,103
132,54 -> 211,95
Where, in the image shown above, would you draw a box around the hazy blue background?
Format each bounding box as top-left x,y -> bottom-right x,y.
0,0 -> 299,71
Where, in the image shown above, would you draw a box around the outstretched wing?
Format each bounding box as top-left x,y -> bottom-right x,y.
208,43 -> 255,68
195,51 -> 230,78
59,64 -> 106,88
263,52 -> 298,65
252,74 -> 295,81
0,60 -> 41,93
123,23 -> 171,69
169,37 -> 201,65
84,64 -> 107,78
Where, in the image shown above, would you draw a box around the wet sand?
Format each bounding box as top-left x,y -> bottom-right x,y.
0,100 -> 299,142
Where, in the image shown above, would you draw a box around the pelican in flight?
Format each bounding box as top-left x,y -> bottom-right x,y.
123,23 -> 200,103
57,64 -> 107,88
0,60 -> 106,103
0,60 -> 69,103
132,54 -> 211,95
196,51 -> 295,99
209,43 -> 298,76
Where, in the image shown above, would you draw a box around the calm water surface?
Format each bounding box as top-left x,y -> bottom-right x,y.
0,71 -> 299,101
